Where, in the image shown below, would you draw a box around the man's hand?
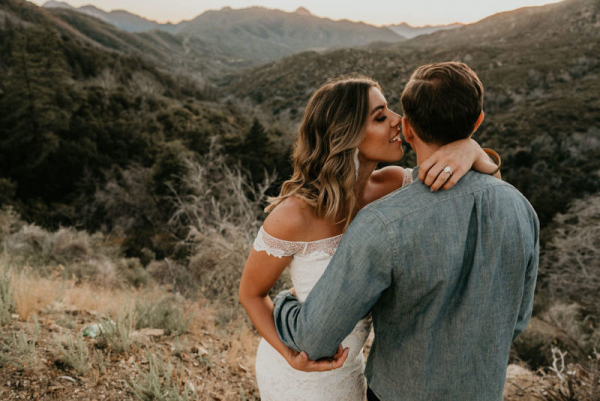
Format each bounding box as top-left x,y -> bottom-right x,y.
284,344 -> 349,372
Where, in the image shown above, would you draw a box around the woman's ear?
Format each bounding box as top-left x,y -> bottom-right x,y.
472,110 -> 485,133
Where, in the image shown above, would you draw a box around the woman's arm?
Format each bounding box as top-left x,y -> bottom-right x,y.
239,216 -> 348,372
239,249 -> 295,359
419,138 -> 501,192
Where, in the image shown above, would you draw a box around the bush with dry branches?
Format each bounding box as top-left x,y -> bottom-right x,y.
539,194 -> 600,319
167,140 -> 278,302
537,347 -> 600,401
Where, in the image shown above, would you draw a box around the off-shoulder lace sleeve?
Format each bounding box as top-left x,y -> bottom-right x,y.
253,226 -> 304,258
253,226 -> 343,258
403,168 -> 413,187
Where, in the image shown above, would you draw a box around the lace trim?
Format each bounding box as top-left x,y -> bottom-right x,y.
403,168 -> 413,187
253,226 -> 343,258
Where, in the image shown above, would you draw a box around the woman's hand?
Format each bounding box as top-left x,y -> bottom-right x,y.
419,138 -> 498,192
284,344 -> 349,372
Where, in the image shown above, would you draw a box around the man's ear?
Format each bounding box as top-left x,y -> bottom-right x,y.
402,117 -> 414,143
472,110 -> 485,133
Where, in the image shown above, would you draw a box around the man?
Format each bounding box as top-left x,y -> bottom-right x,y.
273,62 -> 539,400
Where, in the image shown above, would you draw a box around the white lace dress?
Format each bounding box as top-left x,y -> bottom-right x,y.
252,169 -> 412,400
253,227 -> 371,401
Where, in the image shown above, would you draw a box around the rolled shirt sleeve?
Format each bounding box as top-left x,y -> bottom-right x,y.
273,208 -> 394,360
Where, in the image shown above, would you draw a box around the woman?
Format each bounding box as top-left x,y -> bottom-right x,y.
239,75 -> 500,400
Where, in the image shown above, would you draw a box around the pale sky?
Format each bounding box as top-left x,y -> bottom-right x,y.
29,0 -> 564,26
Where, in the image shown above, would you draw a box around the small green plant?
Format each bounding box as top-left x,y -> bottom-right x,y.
97,310 -> 135,354
128,349 -> 195,401
0,330 -> 36,369
134,297 -> 190,335
52,333 -> 90,375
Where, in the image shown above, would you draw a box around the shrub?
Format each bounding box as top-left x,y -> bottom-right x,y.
52,333 -> 90,376
0,207 -> 147,288
134,296 -> 190,335
96,310 -> 135,354
128,349 -> 196,401
0,206 -> 23,243
0,330 -> 36,370
167,141 -> 277,302
513,301 -> 599,369
539,194 -> 600,319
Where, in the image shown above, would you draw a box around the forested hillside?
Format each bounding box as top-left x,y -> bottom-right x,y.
0,0 -> 292,260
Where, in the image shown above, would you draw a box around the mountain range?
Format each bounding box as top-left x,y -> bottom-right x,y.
41,2 -> 410,68
387,22 -> 463,39
42,1 -> 460,39
42,0 -> 182,33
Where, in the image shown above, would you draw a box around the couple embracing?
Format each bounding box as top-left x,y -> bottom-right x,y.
239,62 -> 539,401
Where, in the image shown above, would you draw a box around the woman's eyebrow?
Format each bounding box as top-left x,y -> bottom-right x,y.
370,104 -> 386,116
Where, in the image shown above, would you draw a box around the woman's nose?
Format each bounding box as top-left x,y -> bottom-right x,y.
390,112 -> 402,127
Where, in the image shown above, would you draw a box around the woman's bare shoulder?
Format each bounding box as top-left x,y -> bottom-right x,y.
263,196 -> 313,242
362,166 -> 411,205
371,166 -> 406,190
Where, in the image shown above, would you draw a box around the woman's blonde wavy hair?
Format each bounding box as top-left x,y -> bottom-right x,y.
266,74 -> 380,230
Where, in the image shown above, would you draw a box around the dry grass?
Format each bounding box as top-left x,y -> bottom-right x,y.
0,256 -> 12,326
11,272 -> 63,321
61,281 -> 138,317
188,302 -> 217,337
226,324 -> 258,375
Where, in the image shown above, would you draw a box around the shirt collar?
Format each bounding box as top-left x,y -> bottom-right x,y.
412,166 -> 420,182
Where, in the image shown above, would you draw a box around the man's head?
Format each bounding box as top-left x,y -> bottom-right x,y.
401,62 -> 484,146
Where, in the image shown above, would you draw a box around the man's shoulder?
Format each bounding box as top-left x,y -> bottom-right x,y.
362,171 -> 532,224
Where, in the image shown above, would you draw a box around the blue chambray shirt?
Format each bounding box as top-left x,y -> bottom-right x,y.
273,168 -> 539,401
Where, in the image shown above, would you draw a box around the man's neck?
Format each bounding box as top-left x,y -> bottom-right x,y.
413,142 -> 442,166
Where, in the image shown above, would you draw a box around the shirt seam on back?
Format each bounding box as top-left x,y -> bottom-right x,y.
367,181 -> 513,226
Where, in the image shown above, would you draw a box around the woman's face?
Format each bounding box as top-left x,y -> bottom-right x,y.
358,86 -> 403,163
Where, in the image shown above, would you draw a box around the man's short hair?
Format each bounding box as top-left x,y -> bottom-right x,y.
401,62 -> 484,145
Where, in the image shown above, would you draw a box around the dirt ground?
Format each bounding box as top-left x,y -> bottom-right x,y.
0,279 -> 261,400
0,277 -> 545,401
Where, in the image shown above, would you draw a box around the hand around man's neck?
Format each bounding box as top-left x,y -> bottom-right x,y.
412,141 -> 442,167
